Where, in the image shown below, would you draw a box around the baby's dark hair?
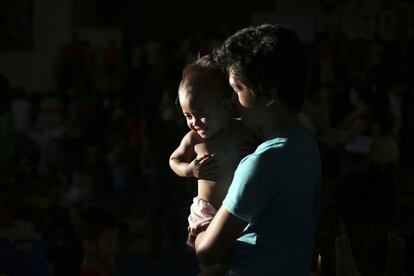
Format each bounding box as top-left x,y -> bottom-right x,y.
213,24 -> 308,113
178,54 -> 233,103
73,205 -> 121,240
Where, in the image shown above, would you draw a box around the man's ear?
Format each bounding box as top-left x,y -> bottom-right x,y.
260,86 -> 278,107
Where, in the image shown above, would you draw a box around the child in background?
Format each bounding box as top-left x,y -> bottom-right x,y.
73,206 -> 121,276
169,55 -> 253,249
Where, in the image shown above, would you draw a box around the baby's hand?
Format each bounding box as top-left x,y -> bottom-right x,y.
187,154 -> 217,180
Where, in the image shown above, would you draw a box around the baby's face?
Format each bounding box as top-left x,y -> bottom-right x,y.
179,88 -> 228,139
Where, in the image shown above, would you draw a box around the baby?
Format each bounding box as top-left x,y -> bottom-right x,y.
169,55 -> 253,248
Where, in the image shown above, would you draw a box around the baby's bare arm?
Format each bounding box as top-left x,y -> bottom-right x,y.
170,131 -> 217,180
170,131 -> 198,177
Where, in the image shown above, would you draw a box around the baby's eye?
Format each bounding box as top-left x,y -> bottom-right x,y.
184,114 -> 193,120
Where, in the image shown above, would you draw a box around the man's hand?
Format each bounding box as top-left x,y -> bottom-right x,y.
195,207 -> 247,266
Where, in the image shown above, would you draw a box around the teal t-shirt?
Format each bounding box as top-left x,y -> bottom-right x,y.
223,125 -> 321,275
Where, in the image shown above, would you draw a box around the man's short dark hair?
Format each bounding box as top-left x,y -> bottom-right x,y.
213,24 -> 309,113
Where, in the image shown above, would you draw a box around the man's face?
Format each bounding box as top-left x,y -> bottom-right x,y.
229,72 -> 256,109
228,72 -> 259,128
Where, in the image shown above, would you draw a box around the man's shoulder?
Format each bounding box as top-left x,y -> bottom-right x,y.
251,129 -> 318,164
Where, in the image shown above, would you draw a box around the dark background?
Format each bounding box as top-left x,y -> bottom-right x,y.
0,0 -> 413,275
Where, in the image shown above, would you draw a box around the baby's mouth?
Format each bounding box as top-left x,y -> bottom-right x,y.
197,129 -> 207,135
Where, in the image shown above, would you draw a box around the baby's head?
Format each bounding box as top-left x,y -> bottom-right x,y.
178,55 -> 233,139
73,206 -> 121,263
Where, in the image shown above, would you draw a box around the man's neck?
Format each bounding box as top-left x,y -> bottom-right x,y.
259,108 -> 300,140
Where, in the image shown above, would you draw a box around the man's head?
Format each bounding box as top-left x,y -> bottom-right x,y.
178,55 -> 233,139
213,24 -> 308,114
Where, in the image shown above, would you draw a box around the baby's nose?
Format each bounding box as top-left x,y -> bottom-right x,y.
193,117 -> 202,126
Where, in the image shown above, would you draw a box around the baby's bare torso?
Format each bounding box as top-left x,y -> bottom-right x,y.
193,121 -> 248,209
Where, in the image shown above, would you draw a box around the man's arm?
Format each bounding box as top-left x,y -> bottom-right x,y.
195,206 -> 248,266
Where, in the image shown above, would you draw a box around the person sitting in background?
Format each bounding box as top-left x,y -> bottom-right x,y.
369,91 -> 401,220
301,83 -> 336,148
369,90 -> 400,175
0,190 -> 49,276
335,80 -> 374,174
336,80 -> 373,145
73,206 -> 122,276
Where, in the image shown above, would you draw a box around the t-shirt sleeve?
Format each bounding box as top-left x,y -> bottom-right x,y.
223,153 -> 280,222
